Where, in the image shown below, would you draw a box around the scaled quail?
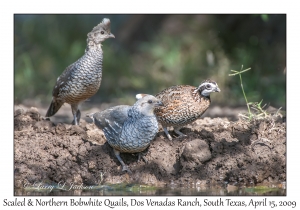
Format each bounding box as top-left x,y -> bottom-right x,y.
152,79 -> 220,140
87,95 -> 163,173
46,18 -> 115,125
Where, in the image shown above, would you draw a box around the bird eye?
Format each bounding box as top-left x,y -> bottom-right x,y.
101,31 -> 104,35
148,100 -> 153,104
206,84 -> 211,89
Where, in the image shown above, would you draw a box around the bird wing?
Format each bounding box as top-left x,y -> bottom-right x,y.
155,85 -> 192,110
156,85 -> 192,104
91,105 -> 131,141
155,85 -> 196,124
52,62 -> 77,98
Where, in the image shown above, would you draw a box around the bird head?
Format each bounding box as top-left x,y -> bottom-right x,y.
87,18 -> 115,45
133,95 -> 163,116
196,79 -> 221,97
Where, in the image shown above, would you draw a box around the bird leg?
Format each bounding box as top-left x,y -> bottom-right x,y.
114,149 -> 132,174
76,109 -> 81,125
71,104 -> 80,125
163,127 -> 173,141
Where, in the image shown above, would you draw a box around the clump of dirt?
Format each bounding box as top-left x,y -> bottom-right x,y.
14,107 -> 286,189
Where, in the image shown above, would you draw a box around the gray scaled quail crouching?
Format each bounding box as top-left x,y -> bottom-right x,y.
46,18 -> 115,125
87,95 -> 163,174
152,79 -> 220,140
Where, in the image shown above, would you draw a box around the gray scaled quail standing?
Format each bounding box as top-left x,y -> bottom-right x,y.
46,18 -> 115,125
87,95 -> 163,173
153,79 -> 220,140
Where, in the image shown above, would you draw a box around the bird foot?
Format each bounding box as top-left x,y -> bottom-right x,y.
122,165 -> 132,174
137,153 -> 148,163
71,120 -> 78,125
114,149 -> 133,174
174,129 -> 187,138
166,133 -> 173,141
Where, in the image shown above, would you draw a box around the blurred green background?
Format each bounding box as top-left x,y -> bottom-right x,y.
14,14 -> 286,109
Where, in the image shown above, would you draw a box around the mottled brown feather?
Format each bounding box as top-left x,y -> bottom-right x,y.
155,85 -> 211,128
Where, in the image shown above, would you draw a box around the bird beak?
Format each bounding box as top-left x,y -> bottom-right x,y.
155,100 -> 164,107
109,33 -> 115,38
215,87 -> 221,92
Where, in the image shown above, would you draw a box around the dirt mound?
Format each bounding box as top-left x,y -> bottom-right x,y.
14,107 -> 286,189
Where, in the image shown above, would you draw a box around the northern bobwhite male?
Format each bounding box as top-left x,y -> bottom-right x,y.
87,95 -> 163,173
152,79 -> 220,140
46,18 -> 115,125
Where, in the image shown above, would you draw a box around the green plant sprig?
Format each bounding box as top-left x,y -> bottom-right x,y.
229,65 -> 253,120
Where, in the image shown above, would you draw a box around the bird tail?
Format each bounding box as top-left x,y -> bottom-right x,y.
45,99 -> 63,117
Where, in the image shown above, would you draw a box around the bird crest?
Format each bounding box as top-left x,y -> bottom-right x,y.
91,18 -> 112,34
